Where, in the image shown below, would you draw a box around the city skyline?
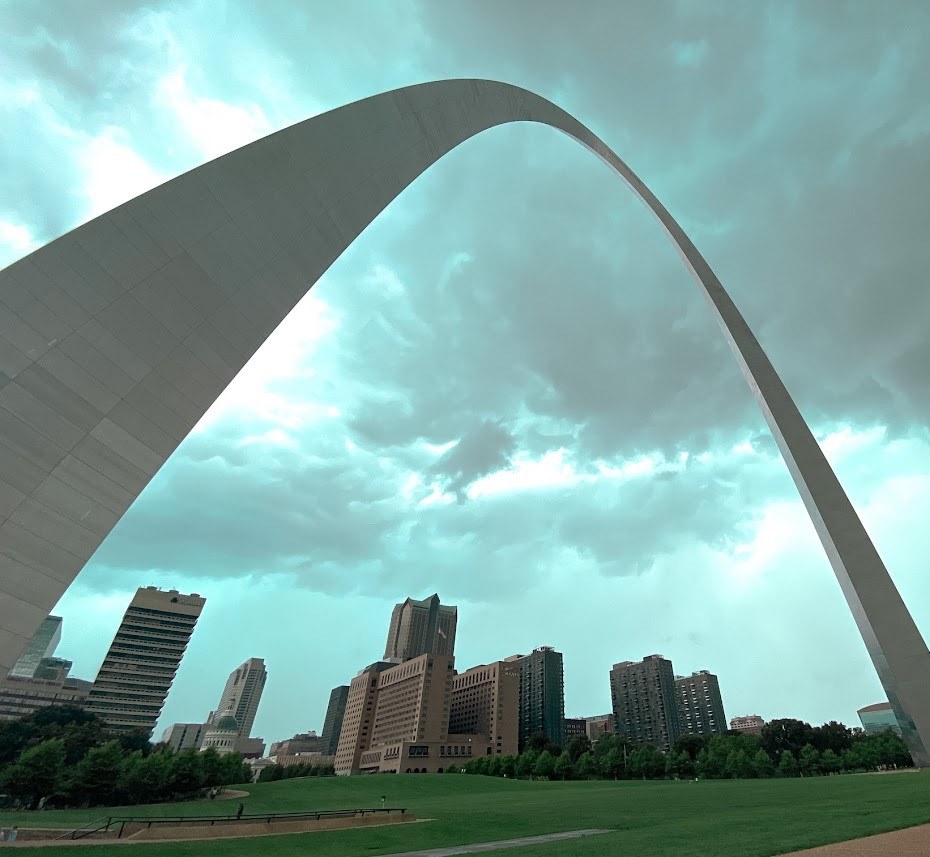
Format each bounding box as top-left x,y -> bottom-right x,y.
4,3 -> 930,742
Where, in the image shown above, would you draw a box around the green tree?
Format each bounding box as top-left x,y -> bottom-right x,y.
752,749 -> 775,778
565,734 -> 591,763
218,752 -> 250,786
672,733 -> 708,762
258,764 -> 284,782
760,719 -> 814,762
629,746 -> 665,780
668,751 -> 695,779
443,763 -> 460,774
554,750 -> 574,780
200,748 -> 224,787
527,732 -> 558,754
696,737 -> 730,779
499,755 -> 517,778
868,731 -> 912,768
575,752 -> 597,779
602,747 -> 624,780
121,751 -> 171,804
516,750 -> 538,778
725,749 -> 754,779
68,740 -> 124,805
811,721 -> 852,756
778,749 -> 799,777
533,750 -> 556,779
820,748 -> 841,775
0,738 -> 66,803
799,744 -> 821,777
167,749 -> 204,797
0,706 -> 106,768
486,756 -> 503,778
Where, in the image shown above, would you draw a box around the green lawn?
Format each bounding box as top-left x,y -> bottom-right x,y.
2,773 -> 929,856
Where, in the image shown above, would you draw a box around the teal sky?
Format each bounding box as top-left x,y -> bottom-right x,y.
3,1 -> 930,745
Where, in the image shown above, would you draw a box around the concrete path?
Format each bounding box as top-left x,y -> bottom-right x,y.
373,829 -> 612,857
781,823 -> 930,855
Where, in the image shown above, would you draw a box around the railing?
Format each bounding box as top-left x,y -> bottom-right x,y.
62,807 -> 408,840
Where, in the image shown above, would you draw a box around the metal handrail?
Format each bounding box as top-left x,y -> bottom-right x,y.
58,807 -> 407,840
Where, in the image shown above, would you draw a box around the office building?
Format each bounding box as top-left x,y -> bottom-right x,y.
335,654 -> 479,774
270,752 -> 335,768
270,731 -> 325,756
384,594 -> 457,661
9,616 -> 64,678
564,717 -> 587,742
858,703 -> 902,737
161,722 -> 205,752
729,715 -> 765,734
211,657 -> 267,751
0,672 -> 92,722
334,660 -> 394,775
675,670 -> 726,736
86,587 -> 205,736
610,654 -> 681,751
321,686 -> 349,755
506,647 -> 565,751
585,714 -> 615,741
237,737 -> 267,758
449,661 -> 519,757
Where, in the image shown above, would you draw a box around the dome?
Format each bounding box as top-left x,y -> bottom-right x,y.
211,713 -> 239,733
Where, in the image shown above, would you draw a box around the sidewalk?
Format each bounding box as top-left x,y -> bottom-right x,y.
781,823 -> 930,855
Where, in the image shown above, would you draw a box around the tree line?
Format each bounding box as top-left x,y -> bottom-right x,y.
256,761 -> 336,782
450,719 -> 912,781
0,706 -> 251,808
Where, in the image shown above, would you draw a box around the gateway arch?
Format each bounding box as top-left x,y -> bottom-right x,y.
1,79 -> 928,764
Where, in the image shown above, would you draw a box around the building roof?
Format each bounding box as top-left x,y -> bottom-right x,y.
858,702 -> 893,714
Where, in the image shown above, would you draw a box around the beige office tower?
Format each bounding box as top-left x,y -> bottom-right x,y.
384,594 -> 457,661
86,587 -> 205,736
335,654 -> 459,775
449,661 -> 519,757
334,660 -> 391,775
211,657 -> 267,751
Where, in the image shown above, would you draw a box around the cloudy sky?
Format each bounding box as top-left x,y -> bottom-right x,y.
3,1 -> 930,745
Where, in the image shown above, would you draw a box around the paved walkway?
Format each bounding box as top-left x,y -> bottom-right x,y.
373,829 -> 612,857
781,823 -> 930,855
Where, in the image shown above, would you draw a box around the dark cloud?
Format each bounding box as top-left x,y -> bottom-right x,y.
429,421 -> 516,497
5,0 -> 930,738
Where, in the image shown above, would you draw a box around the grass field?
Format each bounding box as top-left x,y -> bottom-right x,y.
2,772 -> 929,855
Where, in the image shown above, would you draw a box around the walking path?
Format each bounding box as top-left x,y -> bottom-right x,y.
781,823 -> 930,855
372,829 -> 613,857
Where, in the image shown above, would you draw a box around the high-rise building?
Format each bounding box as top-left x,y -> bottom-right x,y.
321,686 -> 349,755
610,654 -> 681,751
729,715 -> 765,734
210,658 -> 267,751
506,647 -> 565,751
449,661 -> 519,757
161,722 -> 205,752
675,670 -> 726,736
86,587 -> 205,736
335,654 -> 473,775
9,616 -> 64,678
384,594 -> 457,661
334,660 -> 394,775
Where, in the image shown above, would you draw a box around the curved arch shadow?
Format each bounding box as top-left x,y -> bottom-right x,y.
0,79 -> 927,762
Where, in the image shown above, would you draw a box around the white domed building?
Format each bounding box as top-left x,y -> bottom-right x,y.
200,709 -> 240,755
